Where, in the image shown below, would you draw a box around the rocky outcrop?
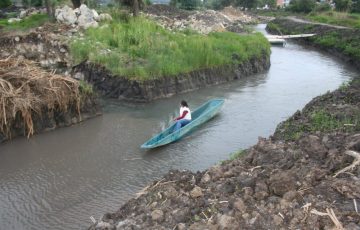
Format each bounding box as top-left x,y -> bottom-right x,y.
55,4 -> 112,29
74,52 -> 270,102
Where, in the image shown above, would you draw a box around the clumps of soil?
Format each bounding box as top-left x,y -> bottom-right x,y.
91,134 -> 360,229
0,57 -> 81,139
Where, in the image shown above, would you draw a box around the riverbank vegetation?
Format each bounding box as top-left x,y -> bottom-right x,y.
275,78 -> 360,141
0,13 -> 49,31
307,11 -> 360,29
70,16 -> 270,80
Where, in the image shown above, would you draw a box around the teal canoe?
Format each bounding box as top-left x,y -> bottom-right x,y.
141,99 -> 225,149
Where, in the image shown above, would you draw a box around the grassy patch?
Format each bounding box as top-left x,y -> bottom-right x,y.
79,80 -> 94,95
0,13 -> 49,31
311,31 -> 360,59
306,11 -> 360,29
70,16 -> 270,80
229,149 -> 246,161
281,109 -> 360,141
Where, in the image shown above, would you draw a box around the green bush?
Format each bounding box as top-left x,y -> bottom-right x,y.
0,0 -> 12,8
170,0 -> 202,10
0,13 -> 49,31
22,0 -> 43,7
351,0 -> 360,13
314,2 -> 332,12
333,0 -> 351,11
287,0 -> 316,13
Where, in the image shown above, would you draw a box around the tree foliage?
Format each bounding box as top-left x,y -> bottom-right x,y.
352,0 -> 360,13
333,0 -> 352,11
0,0 -> 12,8
288,0 -> 316,13
170,0 -> 202,10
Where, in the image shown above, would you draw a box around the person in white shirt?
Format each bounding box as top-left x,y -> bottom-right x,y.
173,100 -> 192,132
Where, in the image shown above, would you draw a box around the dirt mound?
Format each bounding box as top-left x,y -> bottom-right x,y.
0,57 -> 80,139
92,134 -> 360,229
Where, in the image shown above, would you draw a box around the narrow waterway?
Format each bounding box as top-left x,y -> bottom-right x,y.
0,24 -> 358,229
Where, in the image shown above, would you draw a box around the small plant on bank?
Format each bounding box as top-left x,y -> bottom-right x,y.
229,149 -> 246,161
79,80 -> 94,95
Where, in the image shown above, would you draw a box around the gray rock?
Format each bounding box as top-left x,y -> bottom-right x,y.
218,214 -> 235,229
98,13 -> 113,21
201,173 -> 211,183
151,209 -> 164,222
74,72 -> 85,81
176,223 -> 186,230
19,10 -> 27,18
273,215 -> 283,226
8,18 -> 21,23
233,198 -> 246,212
190,186 -> 203,198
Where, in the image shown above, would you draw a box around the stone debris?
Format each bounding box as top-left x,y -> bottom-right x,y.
55,4 -> 112,29
146,5 -> 257,34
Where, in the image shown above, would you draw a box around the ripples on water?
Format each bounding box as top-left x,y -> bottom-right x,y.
0,24 -> 358,229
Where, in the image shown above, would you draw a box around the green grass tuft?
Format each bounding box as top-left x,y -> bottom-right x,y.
70,16 -> 270,80
229,149 -> 246,161
0,13 -> 49,31
306,11 -> 360,29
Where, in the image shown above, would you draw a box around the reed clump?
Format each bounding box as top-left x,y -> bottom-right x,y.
0,57 -> 80,139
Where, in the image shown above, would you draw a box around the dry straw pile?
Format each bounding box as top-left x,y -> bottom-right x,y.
0,57 -> 80,139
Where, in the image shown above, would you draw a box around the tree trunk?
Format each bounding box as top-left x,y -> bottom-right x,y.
71,0 -> 82,8
133,0 -> 139,17
44,0 -> 52,18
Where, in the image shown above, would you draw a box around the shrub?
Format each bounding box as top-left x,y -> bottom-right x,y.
314,2 -> 332,12
170,0 -> 202,10
333,0 -> 351,11
287,0 -> 316,13
0,0 -> 12,8
351,0 -> 360,13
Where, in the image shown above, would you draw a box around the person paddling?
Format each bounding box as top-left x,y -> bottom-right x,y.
173,100 -> 192,132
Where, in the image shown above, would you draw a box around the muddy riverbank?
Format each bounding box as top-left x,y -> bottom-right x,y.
74,52 -> 270,102
0,57 -> 101,143
266,17 -> 360,70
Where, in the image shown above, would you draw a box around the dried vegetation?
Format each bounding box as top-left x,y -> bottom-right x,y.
0,57 -> 80,139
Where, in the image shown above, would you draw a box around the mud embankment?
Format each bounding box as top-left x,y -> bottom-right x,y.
90,79 -> 360,229
74,53 -> 270,102
266,17 -> 360,70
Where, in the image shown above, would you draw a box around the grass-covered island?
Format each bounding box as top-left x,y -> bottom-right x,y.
71,15 -> 271,101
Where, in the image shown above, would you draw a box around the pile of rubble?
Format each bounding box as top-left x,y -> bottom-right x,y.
55,4 -> 112,29
146,6 -> 257,34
